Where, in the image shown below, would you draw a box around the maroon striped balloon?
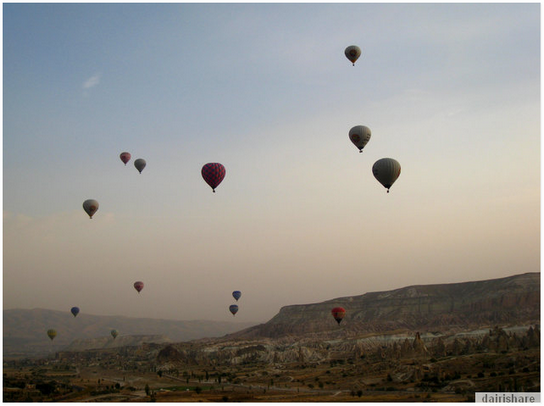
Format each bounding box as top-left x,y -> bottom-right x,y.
201,163 -> 226,193
119,152 -> 131,165
134,281 -> 144,293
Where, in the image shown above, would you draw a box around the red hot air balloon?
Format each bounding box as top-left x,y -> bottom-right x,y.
120,152 -> 131,165
201,163 -> 226,193
331,307 -> 346,325
134,281 -> 144,293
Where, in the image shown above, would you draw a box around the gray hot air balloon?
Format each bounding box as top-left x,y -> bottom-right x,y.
349,125 -> 371,153
134,158 -> 146,174
83,199 -> 99,219
344,45 -> 361,66
372,158 -> 401,193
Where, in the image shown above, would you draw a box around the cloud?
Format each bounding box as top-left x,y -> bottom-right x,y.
82,73 -> 101,90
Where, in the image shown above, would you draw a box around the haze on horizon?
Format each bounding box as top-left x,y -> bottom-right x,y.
3,3 -> 540,324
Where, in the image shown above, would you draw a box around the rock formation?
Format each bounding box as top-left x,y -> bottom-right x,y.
229,273 -> 539,340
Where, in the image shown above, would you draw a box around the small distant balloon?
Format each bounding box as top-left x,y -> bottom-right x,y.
331,307 -> 346,325
134,158 -> 146,174
120,152 -> 131,165
47,329 -> 57,341
83,199 -> 99,219
70,307 -> 80,317
349,125 -> 371,153
201,163 -> 226,193
229,304 -> 239,316
232,291 -> 242,301
372,158 -> 401,193
344,45 -> 361,66
111,329 -> 119,339
134,281 -> 144,293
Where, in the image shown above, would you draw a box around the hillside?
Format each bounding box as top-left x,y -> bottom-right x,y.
3,309 -> 257,358
4,273 -> 539,359
229,272 -> 540,339
139,273 -> 539,370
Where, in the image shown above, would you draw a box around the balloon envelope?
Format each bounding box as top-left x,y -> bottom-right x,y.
47,329 -> 57,340
229,304 -> 239,316
134,281 -> 144,293
201,163 -> 226,192
331,307 -> 346,325
120,152 -> 131,165
372,158 -> 401,192
349,125 -> 371,152
134,158 -> 146,173
83,199 -> 99,219
111,329 -> 119,339
232,291 -> 242,301
344,45 -> 361,65
70,307 -> 80,317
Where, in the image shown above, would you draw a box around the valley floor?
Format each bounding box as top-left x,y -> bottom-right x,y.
3,346 -> 539,402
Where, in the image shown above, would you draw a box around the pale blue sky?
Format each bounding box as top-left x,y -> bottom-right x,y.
4,3 -> 540,323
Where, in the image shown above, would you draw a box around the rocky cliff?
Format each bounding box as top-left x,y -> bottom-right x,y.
153,326 -> 540,368
149,273 -> 539,370
230,272 -> 540,339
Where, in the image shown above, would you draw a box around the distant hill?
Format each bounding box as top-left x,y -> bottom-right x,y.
229,273 -> 540,340
3,309 -> 257,358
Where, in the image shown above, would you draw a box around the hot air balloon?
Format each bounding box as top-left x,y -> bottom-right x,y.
372,158 -> 401,193
70,307 -> 80,317
47,329 -> 57,341
111,329 -> 119,339
134,158 -> 146,174
229,304 -> 239,316
349,125 -> 371,153
331,307 -> 346,325
232,291 -> 241,301
134,281 -> 144,293
120,152 -> 131,165
83,199 -> 99,219
201,163 -> 226,193
344,45 -> 361,66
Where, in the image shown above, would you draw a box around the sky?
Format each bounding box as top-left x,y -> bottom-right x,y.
3,3 -> 540,323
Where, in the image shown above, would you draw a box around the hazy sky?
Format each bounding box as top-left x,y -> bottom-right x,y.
3,3 -> 540,323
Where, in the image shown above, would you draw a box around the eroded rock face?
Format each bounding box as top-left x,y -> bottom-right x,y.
151,273 -> 540,369
230,273 -> 540,340
154,326 -> 540,368
157,344 -> 182,363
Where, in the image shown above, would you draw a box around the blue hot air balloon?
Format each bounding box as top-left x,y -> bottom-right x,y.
70,307 -> 80,317
232,291 -> 241,301
229,304 -> 239,316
